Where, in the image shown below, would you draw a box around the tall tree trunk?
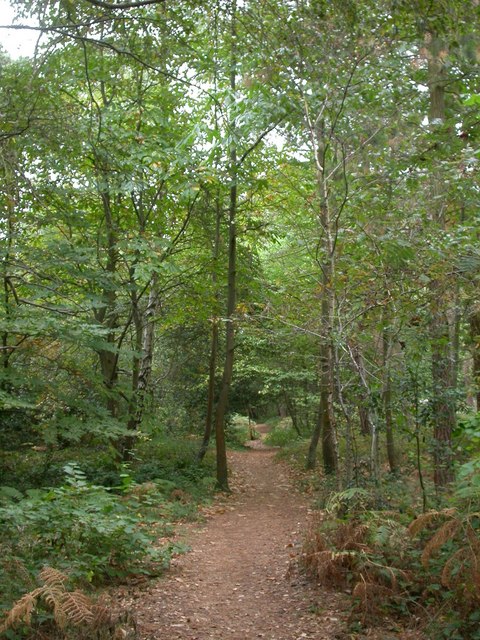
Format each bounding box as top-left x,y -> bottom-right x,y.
470,307 -> 480,410
1,147 -> 16,387
427,33 -> 455,489
213,0 -> 238,491
125,276 -> 160,456
382,324 -> 398,473
306,121 -> 338,476
96,190 -> 119,419
197,195 -> 221,463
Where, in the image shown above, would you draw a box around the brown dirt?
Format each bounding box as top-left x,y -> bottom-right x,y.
130,431 -> 349,640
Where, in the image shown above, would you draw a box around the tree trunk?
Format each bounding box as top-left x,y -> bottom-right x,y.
95,189 -> 119,420
125,277 -> 160,457
427,33 -> 455,489
470,307 -> 480,410
197,317 -> 219,462
197,190 -> 221,463
333,340 -> 354,487
305,120 -> 338,477
284,390 -> 301,435
213,176 -> 236,491
1,147 -> 16,387
213,0 -> 237,491
382,325 -> 397,473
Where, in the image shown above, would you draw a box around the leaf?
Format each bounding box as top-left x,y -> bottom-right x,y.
463,94 -> 480,106
0,486 -> 23,501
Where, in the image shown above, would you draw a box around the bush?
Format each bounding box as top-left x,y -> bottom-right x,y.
301,480 -> 480,638
133,434 -> 216,498
224,414 -> 252,447
264,421 -> 300,447
0,463 -> 180,613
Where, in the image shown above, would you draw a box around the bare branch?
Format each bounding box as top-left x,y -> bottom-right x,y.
238,116 -> 286,166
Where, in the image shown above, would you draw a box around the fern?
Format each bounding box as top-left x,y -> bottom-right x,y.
410,508 -> 480,611
39,566 -> 69,588
0,592 -> 39,631
60,590 -> 94,626
0,566 -> 133,637
408,508 -> 456,537
421,518 -> 461,567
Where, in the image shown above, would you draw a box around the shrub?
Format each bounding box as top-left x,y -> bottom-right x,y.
301,479 -> 480,637
300,509 -> 411,623
264,422 -> 300,447
0,464 -> 179,598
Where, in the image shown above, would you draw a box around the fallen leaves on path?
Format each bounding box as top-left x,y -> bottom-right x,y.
110,445 -> 349,640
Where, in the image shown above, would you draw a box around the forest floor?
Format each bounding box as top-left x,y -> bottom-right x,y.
112,426 -> 419,640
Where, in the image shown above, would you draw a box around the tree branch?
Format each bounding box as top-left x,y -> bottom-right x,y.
238,116 -> 286,166
83,0 -> 166,9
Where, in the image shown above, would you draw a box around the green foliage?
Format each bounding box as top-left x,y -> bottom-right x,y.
0,464 -> 184,618
303,477 -> 480,637
454,412 -> 480,455
223,414 -> 254,448
264,420 -> 300,447
134,434 -> 216,497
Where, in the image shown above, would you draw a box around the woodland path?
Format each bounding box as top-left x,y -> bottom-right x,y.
130,426 -> 348,640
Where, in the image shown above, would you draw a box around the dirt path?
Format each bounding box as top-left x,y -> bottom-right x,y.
132,433 -> 348,640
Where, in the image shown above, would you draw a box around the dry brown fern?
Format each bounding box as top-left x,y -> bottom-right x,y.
303,548 -> 357,587
334,521 -> 371,552
410,509 -> 480,613
39,566 -> 69,588
352,577 -> 395,622
441,547 -> 470,589
0,592 -> 40,631
421,518 -> 461,567
1,567 -> 95,634
0,567 -> 139,639
92,604 -> 113,629
60,590 -> 95,627
408,508 -> 456,537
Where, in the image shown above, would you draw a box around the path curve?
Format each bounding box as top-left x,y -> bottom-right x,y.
132,440 -> 346,640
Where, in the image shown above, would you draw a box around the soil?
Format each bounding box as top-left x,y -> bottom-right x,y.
117,427 -> 419,640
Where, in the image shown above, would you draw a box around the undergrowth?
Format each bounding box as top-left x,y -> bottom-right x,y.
0,434 -> 216,637
0,464 -> 189,620
300,481 -> 480,639
264,419 -> 300,447
0,567 -> 138,639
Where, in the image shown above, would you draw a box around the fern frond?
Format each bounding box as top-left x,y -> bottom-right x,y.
422,518 -> 461,567
53,600 -> 68,630
0,590 -> 42,632
60,590 -> 95,626
41,584 -> 65,609
91,604 -> 112,629
441,547 -> 469,588
39,567 -> 69,587
335,522 -> 370,551
466,522 -> 480,554
303,548 -> 357,587
408,508 -> 456,537
353,579 -> 393,600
